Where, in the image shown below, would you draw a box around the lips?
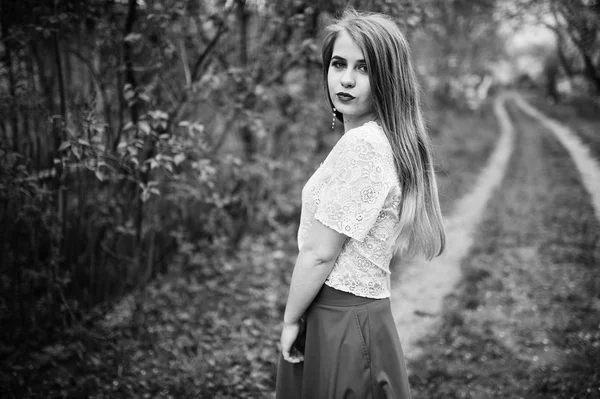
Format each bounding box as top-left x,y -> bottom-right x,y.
336,92 -> 355,102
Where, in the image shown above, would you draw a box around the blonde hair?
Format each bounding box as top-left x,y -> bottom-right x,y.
322,8 -> 445,259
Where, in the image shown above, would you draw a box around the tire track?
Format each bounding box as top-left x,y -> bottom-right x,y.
408,93 -> 600,399
512,94 -> 600,223
390,93 -> 516,360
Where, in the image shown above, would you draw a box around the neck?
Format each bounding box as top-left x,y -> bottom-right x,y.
343,113 -> 377,133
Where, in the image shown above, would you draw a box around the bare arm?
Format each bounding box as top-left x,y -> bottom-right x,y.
280,220 -> 347,362
283,220 -> 347,324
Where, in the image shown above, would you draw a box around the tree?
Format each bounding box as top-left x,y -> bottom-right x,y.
0,0 -> 512,347
504,0 -> 600,95
552,0 -> 600,94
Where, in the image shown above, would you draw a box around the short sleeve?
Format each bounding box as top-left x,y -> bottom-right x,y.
314,132 -> 391,241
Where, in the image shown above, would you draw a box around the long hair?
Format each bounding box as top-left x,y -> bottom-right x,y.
322,8 -> 445,259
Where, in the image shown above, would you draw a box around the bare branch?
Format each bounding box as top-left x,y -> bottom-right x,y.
179,37 -> 192,86
191,23 -> 227,83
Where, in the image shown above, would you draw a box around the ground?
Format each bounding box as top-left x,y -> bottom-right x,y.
2,92 -> 599,398
409,95 -> 600,399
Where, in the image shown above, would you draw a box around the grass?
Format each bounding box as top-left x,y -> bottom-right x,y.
408,99 -> 600,399
2,231 -> 294,398
428,101 -> 500,214
523,92 -> 600,162
0,101 -> 505,398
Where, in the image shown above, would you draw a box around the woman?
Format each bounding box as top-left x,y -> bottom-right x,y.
276,8 -> 445,399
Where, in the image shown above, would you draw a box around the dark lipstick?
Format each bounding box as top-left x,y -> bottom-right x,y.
336,92 -> 355,102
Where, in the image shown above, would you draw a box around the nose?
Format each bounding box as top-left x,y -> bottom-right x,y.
340,68 -> 355,88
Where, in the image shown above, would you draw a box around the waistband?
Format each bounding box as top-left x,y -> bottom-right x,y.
312,284 -> 382,307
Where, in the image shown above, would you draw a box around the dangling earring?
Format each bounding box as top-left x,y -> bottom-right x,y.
331,107 -> 337,130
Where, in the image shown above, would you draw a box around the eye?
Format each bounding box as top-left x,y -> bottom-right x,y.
331,60 -> 345,69
357,64 -> 368,73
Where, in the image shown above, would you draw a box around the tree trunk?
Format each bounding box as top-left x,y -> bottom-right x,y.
581,51 -> 600,95
53,26 -> 68,268
122,0 -> 150,330
114,56 -> 125,151
31,41 -> 54,117
236,0 -> 248,66
53,32 -> 67,149
123,0 -> 139,125
30,41 -> 53,167
554,0 -> 600,94
67,47 -> 114,147
2,4 -> 20,151
555,31 -> 573,78
26,52 -> 40,165
63,42 -> 73,107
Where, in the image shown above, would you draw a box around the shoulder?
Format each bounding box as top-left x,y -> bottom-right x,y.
344,122 -> 389,147
341,122 -> 393,159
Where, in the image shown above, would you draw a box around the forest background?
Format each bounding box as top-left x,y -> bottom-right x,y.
1,0 -> 599,397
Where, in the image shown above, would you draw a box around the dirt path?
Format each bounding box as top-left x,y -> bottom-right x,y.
409,98 -> 600,398
391,92 -> 600,362
512,94 -> 600,222
390,93 -> 516,360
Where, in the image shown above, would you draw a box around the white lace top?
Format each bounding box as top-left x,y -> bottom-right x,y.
298,121 -> 402,298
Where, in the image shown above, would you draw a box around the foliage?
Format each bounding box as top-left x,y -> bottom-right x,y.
501,0 -> 600,96
1,96 -> 505,399
409,0 -> 504,109
0,146 -> 64,342
549,0 -> 600,94
3,1 -> 596,396
410,98 -> 600,399
1,230 -> 292,398
1,0 -> 458,343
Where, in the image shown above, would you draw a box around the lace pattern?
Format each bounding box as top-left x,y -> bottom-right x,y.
298,121 -> 402,299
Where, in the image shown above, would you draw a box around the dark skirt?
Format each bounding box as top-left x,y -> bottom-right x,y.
276,285 -> 412,399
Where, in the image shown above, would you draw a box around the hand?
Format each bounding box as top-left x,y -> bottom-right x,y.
280,321 -> 304,363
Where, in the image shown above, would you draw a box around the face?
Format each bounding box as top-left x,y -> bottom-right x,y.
328,30 -> 375,130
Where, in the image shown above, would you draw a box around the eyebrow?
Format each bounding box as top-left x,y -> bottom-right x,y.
331,55 -> 366,63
